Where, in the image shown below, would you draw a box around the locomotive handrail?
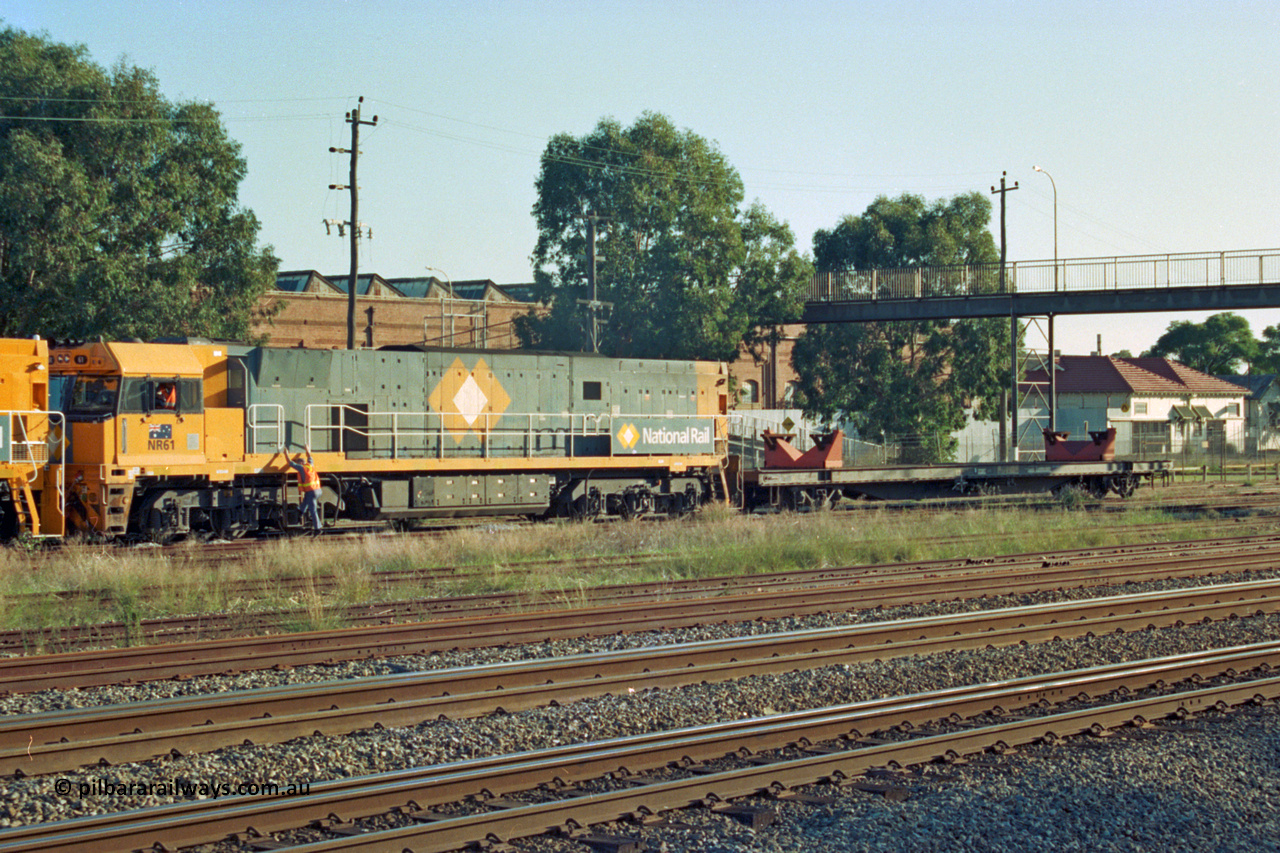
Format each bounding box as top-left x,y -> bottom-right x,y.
301,404 -> 718,460
247,404 -> 286,453
0,409 -> 63,538
304,404 -> 614,458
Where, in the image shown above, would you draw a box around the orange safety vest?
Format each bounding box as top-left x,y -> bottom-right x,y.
297,462 -> 321,494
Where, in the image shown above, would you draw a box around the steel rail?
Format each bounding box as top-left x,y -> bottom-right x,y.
9,530 -> 1280,656
5,578 -> 1280,776
6,539 -> 1280,695
3,644 -> 1277,853
272,676 -> 1280,853
10,516 -> 1280,654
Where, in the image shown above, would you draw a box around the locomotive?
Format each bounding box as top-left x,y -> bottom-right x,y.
9,339 -> 728,541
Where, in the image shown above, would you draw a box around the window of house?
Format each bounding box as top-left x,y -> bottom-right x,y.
739,380 -> 759,404
1134,401 -> 1148,415
1133,420 -> 1168,454
1226,403 -> 1240,417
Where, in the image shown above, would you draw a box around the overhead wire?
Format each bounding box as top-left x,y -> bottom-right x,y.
0,93 -> 1171,257
0,93 -> 1036,201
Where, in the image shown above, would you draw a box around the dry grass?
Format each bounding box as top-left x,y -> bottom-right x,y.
0,502 -> 1255,637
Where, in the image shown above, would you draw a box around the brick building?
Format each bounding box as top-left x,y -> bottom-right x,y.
257,271 -> 540,351
727,324 -> 804,410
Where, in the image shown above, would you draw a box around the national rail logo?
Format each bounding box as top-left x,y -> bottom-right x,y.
617,423 -> 639,450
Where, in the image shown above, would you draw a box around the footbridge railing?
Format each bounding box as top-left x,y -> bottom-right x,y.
807,249 -> 1280,303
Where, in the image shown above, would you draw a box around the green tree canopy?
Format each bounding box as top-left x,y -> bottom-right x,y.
813,192 -> 997,270
1250,324 -> 1280,375
1142,313 -> 1257,375
517,112 -> 810,361
0,26 -> 277,342
792,192 -> 1006,461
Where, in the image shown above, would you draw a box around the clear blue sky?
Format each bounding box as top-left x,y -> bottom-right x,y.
6,0 -> 1278,359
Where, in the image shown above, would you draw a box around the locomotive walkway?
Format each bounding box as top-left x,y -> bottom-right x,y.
803,247 -> 1280,323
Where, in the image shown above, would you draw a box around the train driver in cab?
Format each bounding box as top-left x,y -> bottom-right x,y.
155,381 -> 176,410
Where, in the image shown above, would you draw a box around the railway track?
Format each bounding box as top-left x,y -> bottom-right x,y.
19,510 -> 1280,607
7,533 -> 1280,693
17,480 -> 1280,587
9,527 -> 1280,657
3,643 -> 1275,853
5,481 -> 1274,845
5,578 -> 1280,777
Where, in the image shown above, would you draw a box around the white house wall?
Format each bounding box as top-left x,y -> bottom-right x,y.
1018,391 -> 1247,458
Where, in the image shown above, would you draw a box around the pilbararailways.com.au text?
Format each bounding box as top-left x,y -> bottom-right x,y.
54,777 -> 311,799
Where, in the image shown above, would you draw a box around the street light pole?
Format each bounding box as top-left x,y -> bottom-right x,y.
1033,165 -> 1058,289
1034,165 -> 1059,434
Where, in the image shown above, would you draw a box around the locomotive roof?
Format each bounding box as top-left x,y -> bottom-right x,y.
106,342 -> 206,376
375,343 -> 702,364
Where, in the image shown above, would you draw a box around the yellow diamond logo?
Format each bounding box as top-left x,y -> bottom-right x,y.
428,357 -> 511,443
617,423 -> 639,450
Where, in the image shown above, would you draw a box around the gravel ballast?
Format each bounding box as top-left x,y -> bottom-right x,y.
1,573 -> 1279,851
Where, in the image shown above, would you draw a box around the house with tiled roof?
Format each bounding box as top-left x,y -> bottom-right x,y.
1023,356 -> 1248,457
1216,374 -> 1280,453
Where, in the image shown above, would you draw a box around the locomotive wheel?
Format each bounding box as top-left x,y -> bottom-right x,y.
573,487 -> 603,521
138,490 -> 185,544
620,488 -> 654,521
681,483 -> 701,515
210,509 -> 251,540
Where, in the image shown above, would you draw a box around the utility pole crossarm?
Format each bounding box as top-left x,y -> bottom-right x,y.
578,213 -> 613,353
991,170 -> 1019,462
326,96 -> 378,350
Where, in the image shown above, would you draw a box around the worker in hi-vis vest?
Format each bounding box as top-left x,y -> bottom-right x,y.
288,448 -> 322,532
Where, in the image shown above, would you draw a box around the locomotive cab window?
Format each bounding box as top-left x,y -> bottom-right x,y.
119,378 -> 204,415
582,381 -> 602,401
66,376 -> 119,420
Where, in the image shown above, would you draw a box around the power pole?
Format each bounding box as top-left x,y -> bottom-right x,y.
328,97 -> 378,350
576,214 -> 613,352
991,171 -> 1019,460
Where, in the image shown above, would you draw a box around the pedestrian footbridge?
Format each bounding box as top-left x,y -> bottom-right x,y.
803,249 -> 1280,323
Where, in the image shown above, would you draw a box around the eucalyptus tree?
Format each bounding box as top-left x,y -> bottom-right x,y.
792,192 -> 1007,461
518,112 -> 810,361
1144,313 -> 1258,375
0,26 -> 277,341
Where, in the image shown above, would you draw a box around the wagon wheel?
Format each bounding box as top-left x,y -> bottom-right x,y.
1114,473 -> 1138,499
